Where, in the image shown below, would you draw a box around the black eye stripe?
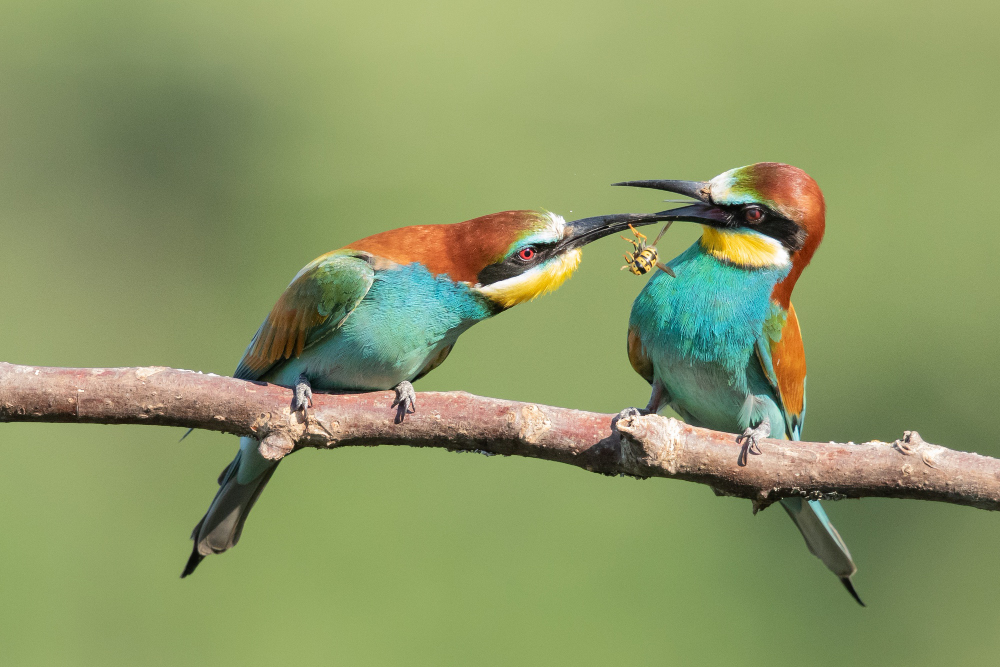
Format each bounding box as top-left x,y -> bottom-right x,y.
726,205 -> 805,252
476,243 -> 556,286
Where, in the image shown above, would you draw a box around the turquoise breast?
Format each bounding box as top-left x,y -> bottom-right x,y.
630,241 -> 790,432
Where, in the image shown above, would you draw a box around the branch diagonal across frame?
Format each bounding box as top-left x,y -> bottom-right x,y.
2,362 -> 998,511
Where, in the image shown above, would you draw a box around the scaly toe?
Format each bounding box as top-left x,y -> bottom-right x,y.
736,423 -> 768,458
392,381 -> 417,423
292,373 -> 314,417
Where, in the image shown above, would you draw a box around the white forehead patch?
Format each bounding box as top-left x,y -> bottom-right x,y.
546,211 -> 566,233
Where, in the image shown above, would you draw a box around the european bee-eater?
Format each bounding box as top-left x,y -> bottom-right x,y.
618,163 -> 863,605
182,208 -> 668,577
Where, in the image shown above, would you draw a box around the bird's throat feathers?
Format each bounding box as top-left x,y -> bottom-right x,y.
475,248 -> 582,309
700,226 -> 790,269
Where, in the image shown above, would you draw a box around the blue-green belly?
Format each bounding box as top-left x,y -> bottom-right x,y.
630,242 -> 789,434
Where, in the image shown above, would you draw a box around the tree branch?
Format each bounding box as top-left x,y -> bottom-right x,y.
2,362 -> 997,511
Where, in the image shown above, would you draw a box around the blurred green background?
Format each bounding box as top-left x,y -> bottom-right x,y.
2,0 -> 999,664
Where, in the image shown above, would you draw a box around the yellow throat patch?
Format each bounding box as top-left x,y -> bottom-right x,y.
699,226 -> 790,268
477,248 -> 582,309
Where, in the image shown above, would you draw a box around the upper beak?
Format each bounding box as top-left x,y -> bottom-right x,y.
612,179 -> 733,229
559,211 -> 676,250
612,179 -> 711,202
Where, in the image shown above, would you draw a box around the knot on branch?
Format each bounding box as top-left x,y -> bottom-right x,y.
614,413 -> 683,477
259,431 -> 295,460
892,430 -> 947,469
252,409 -> 315,461
250,402 -> 347,460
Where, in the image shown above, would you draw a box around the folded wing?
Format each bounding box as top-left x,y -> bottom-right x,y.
234,251 -> 376,381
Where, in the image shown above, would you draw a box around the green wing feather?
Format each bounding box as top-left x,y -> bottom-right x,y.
234,251 -> 376,381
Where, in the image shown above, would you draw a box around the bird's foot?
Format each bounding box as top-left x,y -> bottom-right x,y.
292,373 -> 313,420
736,416 -> 770,466
645,382 -> 667,415
392,381 -> 416,424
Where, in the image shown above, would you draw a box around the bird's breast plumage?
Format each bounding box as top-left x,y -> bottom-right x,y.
629,241 -> 790,432
631,243 -> 789,381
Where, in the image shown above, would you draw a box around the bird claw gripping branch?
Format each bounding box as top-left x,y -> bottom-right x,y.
292,373 -> 314,419
392,380 -> 417,424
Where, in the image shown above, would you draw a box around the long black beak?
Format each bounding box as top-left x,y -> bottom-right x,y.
612,179 -> 711,202
559,211 -> 676,250
612,179 -> 733,229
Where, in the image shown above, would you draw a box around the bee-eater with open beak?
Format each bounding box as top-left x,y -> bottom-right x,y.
618,163 -> 863,605
182,208 -> 669,577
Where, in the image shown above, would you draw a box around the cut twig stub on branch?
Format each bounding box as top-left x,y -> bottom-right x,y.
259,431 -> 295,460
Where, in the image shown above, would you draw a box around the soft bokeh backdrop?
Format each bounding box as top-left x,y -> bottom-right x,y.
2,0 -> 999,664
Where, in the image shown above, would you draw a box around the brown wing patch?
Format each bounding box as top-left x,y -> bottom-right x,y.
627,327 -> 655,385
235,254 -> 375,381
238,286 -> 327,378
770,302 -> 806,417
348,210 -> 547,283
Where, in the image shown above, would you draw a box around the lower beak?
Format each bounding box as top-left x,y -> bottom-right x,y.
645,202 -> 732,228
613,179 -> 732,228
560,212 -> 675,250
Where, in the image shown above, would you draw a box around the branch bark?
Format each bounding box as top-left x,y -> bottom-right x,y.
2,362 -> 998,511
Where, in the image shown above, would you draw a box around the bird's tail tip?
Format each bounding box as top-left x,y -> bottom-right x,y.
180,549 -> 205,578
180,449 -> 279,579
841,577 -> 866,607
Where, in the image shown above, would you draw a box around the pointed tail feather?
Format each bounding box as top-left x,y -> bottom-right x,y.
780,498 -> 863,606
840,577 -> 866,607
181,441 -> 278,578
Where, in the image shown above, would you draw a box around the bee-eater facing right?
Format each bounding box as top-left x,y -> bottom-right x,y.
618,163 -> 863,605
182,208 -> 670,577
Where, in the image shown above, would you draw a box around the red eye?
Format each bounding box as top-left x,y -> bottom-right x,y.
744,207 -> 764,223
517,247 -> 536,261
